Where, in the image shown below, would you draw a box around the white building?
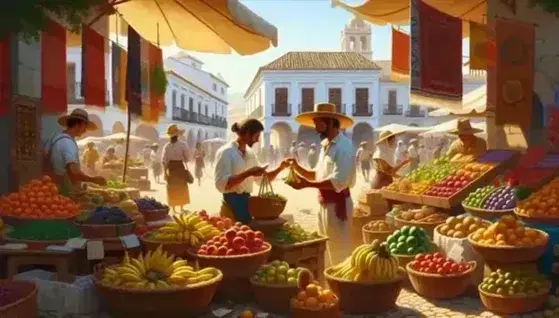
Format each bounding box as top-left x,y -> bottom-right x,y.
65,48 -> 228,147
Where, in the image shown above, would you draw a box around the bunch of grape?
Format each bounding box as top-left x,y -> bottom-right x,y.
79,206 -> 131,224
134,197 -> 168,211
483,186 -> 516,210
463,185 -> 495,208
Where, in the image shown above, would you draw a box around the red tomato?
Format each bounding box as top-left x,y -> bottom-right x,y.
424,254 -> 433,261
420,261 -> 429,267
409,261 -> 419,269
436,267 -> 445,274
450,263 -> 459,272
433,252 -> 443,259
415,253 -> 425,261
428,262 -> 437,269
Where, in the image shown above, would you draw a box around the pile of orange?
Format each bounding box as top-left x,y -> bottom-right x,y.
470,215 -> 547,247
290,283 -> 337,310
0,176 -> 80,219
516,177 -> 559,217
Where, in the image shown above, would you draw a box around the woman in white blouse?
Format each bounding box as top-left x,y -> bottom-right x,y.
162,124 -> 192,212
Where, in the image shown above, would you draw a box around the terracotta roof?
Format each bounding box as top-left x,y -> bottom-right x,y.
244,52 -> 381,97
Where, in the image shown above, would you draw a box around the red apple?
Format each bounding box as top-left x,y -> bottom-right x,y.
223,218 -> 232,228
239,246 -> 250,254
234,222 -> 243,227
219,236 -> 228,244
200,244 -> 208,250
198,249 -> 208,255
222,242 -> 229,249
245,230 -> 255,243
237,231 -> 247,240
225,229 -> 236,241
214,241 -> 222,247
216,221 -> 225,230
217,246 -> 228,255
207,246 -> 218,255
255,231 -> 264,240
232,237 -> 245,250
206,240 -> 215,246
240,225 -> 250,231
226,248 -> 236,255
253,238 -> 263,248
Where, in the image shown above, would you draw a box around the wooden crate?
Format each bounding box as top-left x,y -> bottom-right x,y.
380,189 -> 423,205
269,238 -> 328,282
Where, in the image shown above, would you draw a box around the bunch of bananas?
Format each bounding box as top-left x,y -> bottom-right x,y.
100,245 -> 220,289
151,213 -> 220,247
330,240 -> 399,282
283,166 -> 300,184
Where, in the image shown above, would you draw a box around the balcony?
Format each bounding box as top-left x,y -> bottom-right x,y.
69,82 -> 110,106
248,106 -> 263,119
172,107 -> 227,128
352,103 -> 373,116
272,103 -> 292,116
383,104 -> 403,115
405,109 -> 426,117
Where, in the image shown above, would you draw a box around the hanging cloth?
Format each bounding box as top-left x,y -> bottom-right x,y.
42,19 -> 67,114
469,21 -> 488,72
390,28 -> 410,82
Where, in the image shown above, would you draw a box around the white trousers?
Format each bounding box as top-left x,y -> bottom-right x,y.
317,199 -> 354,268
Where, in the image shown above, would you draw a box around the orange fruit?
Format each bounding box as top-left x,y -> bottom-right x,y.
296,291 -> 307,301
305,284 -> 320,298
305,297 -> 319,309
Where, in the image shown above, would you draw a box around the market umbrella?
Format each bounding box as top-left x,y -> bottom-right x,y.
98,0 -> 278,55
100,132 -> 151,143
76,136 -> 105,147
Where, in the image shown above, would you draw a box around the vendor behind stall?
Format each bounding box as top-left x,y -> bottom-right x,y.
371,130 -> 409,189
102,146 -> 119,165
44,109 -> 106,196
446,119 -> 487,158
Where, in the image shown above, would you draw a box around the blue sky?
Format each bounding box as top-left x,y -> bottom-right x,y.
168,0 -> 469,95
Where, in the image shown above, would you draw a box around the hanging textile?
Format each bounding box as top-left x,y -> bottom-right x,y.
82,26 -> 106,107
410,0 -> 462,109
140,37 -> 151,120
111,43 -> 127,109
0,35 -> 9,117
126,26 -> 142,117
490,18 -> 534,128
390,28 -> 410,81
42,19 -> 67,114
469,22 -> 488,72
148,43 -> 164,122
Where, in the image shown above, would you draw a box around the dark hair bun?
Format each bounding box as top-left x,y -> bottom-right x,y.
231,122 -> 239,133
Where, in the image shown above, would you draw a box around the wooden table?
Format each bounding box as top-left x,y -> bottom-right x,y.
0,248 -> 76,282
269,237 -> 328,282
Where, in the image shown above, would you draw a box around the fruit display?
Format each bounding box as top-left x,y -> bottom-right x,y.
76,206 -> 132,225
7,220 -> 81,241
516,177 -> 559,217
252,260 -> 304,285
479,269 -> 550,296
85,186 -> 129,204
100,246 -> 221,289
363,220 -> 392,232
106,180 -> 126,189
117,200 -> 140,216
133,197 -> 168,211
463,185 -> 496,208
270,223 -> 321,245
424,162 -> 493,198
470,215 -> 547,247
384,179 -> 432,195
386,226 -> 430,255
197,210 -> 233,231
437,215 -> 489,239
329,240 -> 400,281
449,154 -> 476,163
197,225 -> 267,256
283,166 -> 301,184
0,176 -> 80,219
407,155 -> 457,183
397,206 -> 447,223
482,186 -> 517,210
148,213 -> 220,247
290,268 -> 338,310
408,252 -> 472,275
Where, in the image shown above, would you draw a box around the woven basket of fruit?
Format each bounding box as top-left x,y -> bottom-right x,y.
362,220 -> 393,244
478,269 -> 550,314
386,225 -> 434,267
250,262 -> 302,313
406,255 -> 476,299
514,177 -> 559,225
4,220 -> 81,249
462,185 -> 516,220
393,207 -> 447,238
290,268 -> 341,318
191,243 -> 272,278
74,206 -> 135,239
94,246 -> 223,317
468,215 -> 549,263
248,175 -> 286,220
0,280 -> 37,317
134,197 -> 170,222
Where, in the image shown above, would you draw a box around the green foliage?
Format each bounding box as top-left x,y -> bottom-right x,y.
151,65 -> 168,96
0,0 -> 104,42
531,0 -> 559,14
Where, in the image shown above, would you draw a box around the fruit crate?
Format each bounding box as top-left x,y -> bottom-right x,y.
269,237 -> 328,282
380,189 -> 423,205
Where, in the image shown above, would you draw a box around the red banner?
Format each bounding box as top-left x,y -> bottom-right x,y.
82,26 -> 106,107
391,28 -> 409,80
42,19 -> 67,114
148,43 -> 163,122
0,36 -> 9,116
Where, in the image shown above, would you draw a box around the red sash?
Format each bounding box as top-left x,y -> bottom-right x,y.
318,188 -> 350,221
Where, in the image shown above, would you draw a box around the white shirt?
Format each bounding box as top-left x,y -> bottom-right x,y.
315,133 -> 356,192
44,133 -> 79,176
161,141 -> 189,166
214,141 -> 260,194
408,145 -> 418,159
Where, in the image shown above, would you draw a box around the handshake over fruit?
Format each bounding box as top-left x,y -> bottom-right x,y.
150,213 -> 220,248
101,246 -> 220,289
283,166 -> 301,185
330,240 -> 400,281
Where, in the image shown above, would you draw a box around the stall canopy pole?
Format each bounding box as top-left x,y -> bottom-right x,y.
122,14 -> 131,184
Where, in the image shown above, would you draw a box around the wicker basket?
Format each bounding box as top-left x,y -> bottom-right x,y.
139,208 -> 170,222
433,221 -> 491,239
361,226 -> 392,244
94,264 -> 222,317
324,267 -> 405,314
250,279 -> 299,313
467,230 -> 548,263
290,302 -> 341,318
514,208 -> 559,226
140,233 -> 191,258
462,203 -> 514,220
406,261 -> 476,299
0,280 -> 37,318
478,285 -> 548,314
393,216 -> 445,238
75,221 -> 135,239
189,243 -> 272,278
248,175 -> 286,220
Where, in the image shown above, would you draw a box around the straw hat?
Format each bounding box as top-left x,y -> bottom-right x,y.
448,119 -> 483,135
57,109 -> 97,131
376,130 -> 401,145
360,141 -> 368,147
409,138 -> 418,145
295,103 -> 354,129
166,124 -> 185,137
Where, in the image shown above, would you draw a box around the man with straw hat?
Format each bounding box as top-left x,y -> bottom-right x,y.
356,141 -> 372,181
446,118 -> 487,158
161,124 -> 192,213
371,131 -> 409,189
283,102 -> 356,266
44,109 -> 106,197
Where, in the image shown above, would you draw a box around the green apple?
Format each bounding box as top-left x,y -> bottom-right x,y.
276,274 -> 287,284
271,260 -> 281,267
277,266 -> 288,274
266,275 -> 275,283
287,269 -> 296,277
267,268 -> 276,277
287,277 -> 297,285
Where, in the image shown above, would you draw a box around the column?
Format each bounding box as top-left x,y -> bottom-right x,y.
372,79 -> 380,116
344,81 -> 353,115
290,81 -> 299,116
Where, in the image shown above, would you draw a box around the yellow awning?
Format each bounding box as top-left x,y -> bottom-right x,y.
331,0 -> 487,36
